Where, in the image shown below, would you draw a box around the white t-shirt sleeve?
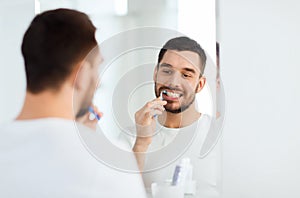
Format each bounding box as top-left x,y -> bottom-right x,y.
116,125 -> 137,151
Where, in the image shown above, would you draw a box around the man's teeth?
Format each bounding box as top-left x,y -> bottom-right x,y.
166,91 -> 180,98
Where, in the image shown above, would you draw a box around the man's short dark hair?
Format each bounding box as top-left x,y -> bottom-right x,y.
157,36 -> 207,76
21,9 -> 97,93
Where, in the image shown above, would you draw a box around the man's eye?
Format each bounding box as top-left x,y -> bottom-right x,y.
183,73 -> 192,78
163,70 -> 172,74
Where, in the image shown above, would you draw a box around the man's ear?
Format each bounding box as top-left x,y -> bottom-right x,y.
74,61 -> 90,91
196,76 -> 206,93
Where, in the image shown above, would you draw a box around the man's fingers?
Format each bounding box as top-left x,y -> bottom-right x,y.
144,100 -> 167,110
89,105 -> 103,120
151,104 -> 165,112
135,98 -> 167,126
93,105 -> 103,116
140,99 -> 168,119
149,109 -> 164,118
141,105 -> 165,117
152,98 -> 167,105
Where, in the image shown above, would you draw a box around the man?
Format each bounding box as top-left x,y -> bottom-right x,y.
122,37 -> 221,197
0,9 -> 146,197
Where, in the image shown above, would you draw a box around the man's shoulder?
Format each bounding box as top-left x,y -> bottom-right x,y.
0,118 -> 77,138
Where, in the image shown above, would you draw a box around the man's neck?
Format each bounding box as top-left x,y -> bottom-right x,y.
16,87 -> 74,120
158,104 -> 201,128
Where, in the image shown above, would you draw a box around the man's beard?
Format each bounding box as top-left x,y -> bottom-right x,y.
154,83 -> 197,114
76,104 -> 90,119
166,96 -> 195,113
75,87 -> 94,119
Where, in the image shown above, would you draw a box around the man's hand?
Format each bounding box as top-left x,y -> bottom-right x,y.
133,98 -> 166,171
133,98 -> 166,164
76,105 -> 103,131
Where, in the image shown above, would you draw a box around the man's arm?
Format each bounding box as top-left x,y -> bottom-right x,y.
133,98 -> 166,171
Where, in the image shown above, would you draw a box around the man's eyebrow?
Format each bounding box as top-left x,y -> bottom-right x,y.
159,63 -> 172,67
183,67 -> 196,74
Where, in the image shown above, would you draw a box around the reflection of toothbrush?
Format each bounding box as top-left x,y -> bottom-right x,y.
154,90 -> 166,118
161,90 -> 167,100
88,106 -> 101,120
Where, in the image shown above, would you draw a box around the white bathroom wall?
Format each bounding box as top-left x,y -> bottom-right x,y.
178,0 -> 216,119
219,0 -> 300,197
0,0 -> 34,124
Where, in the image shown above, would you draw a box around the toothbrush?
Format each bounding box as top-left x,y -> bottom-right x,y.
153,90 -> 166,118
88,106 -> 101,120
161,90 -> 167,100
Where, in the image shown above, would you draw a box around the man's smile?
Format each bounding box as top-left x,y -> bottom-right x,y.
162,89 -> 183,101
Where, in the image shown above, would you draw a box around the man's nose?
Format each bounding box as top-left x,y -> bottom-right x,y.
166,72 -> 181,88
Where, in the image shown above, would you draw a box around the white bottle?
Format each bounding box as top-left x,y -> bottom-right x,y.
182,158 -> 196,195
182,158 -> 193,182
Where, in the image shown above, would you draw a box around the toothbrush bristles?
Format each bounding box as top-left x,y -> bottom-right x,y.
160,90 -> 166,100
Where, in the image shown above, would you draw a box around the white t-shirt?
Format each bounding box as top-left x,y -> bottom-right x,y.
0,118 -> 147,198
119,114 -> 222,198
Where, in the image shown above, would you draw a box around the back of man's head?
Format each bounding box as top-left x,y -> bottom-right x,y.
21,9 -> 97,94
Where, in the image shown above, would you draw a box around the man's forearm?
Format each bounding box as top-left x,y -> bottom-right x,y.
133,139 -> 150,171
